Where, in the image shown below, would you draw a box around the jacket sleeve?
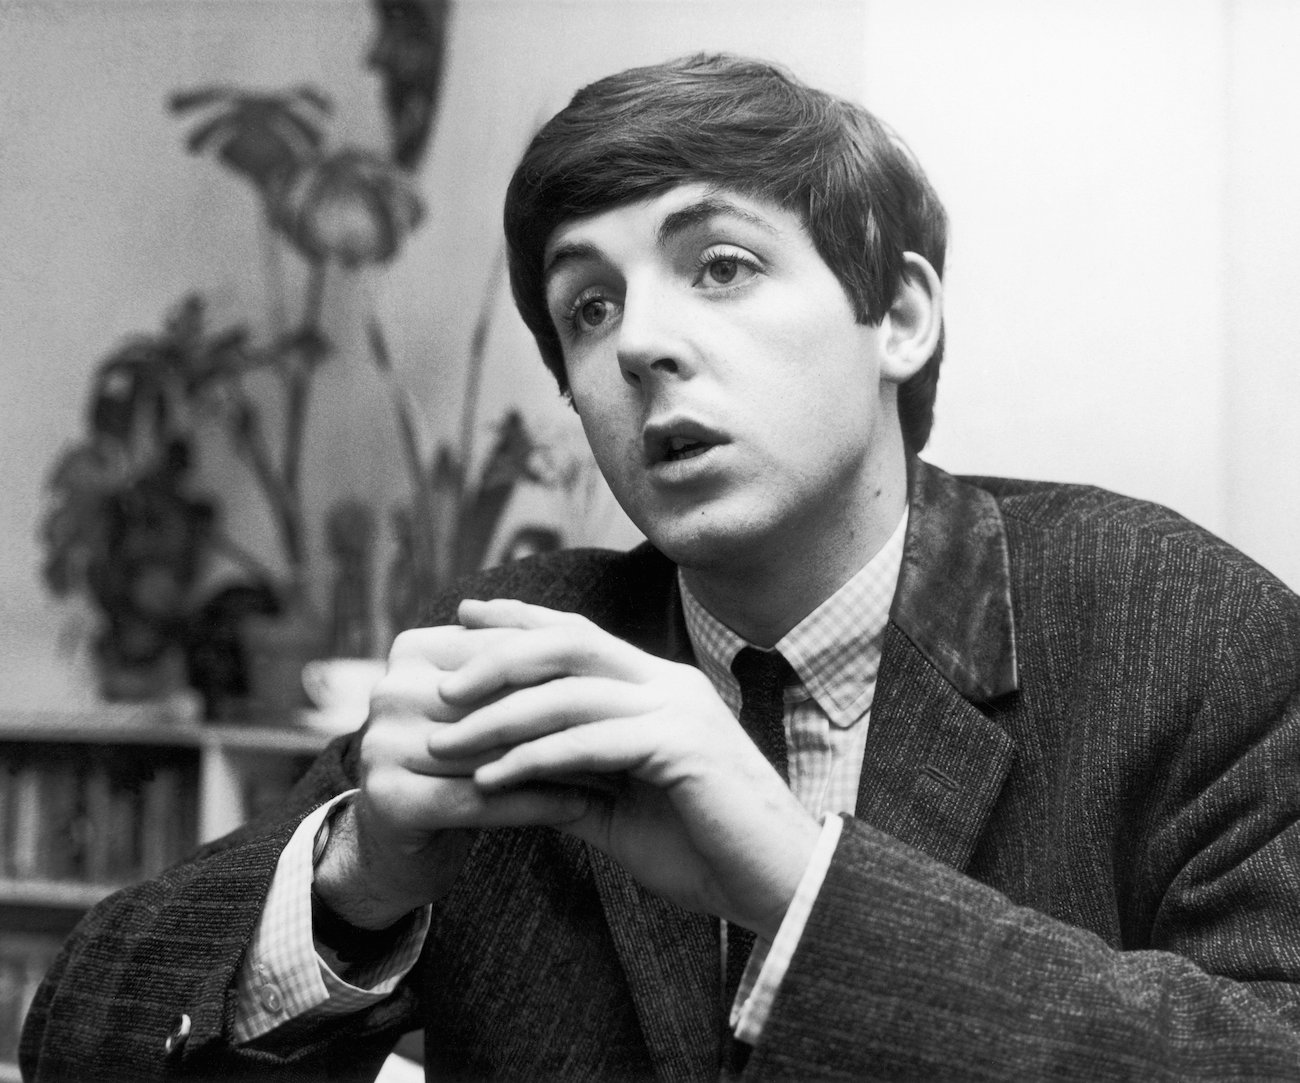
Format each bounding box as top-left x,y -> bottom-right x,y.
19,730 -> 423,1083
751,588 -> 1300,1080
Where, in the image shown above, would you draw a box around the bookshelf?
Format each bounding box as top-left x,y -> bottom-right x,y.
0,703 -> 331,1072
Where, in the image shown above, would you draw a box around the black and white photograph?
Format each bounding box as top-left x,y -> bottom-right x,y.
2,1 -> 1300,1079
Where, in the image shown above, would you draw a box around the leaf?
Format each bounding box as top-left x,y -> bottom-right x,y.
366,318 -> 394,372
167,85 -> 233,114
184,114 -> 231,157
477,411 -> 538,490
268,107 -> 328,151
467,248 -> 505,371
453,413 -> 537,577
376,0 -> 450,168
166,293 -> 205,344
429,443 -> 462,496
176,89 -> 332,190
293,84 -> 335,116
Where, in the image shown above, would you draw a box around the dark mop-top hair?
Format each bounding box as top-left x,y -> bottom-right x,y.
503,52 -> 949,452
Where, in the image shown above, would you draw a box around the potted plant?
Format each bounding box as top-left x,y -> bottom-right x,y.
39,296 -> 278,708
41,84 -> 426,715
41,7 -> 588,716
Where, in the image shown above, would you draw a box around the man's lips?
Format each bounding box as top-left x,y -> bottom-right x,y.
664,436 -> 710,461
642,419 -> 728,466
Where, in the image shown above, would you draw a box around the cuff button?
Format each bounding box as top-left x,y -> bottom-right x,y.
163,1012 -> 192,1057
259,983 -> 284,1014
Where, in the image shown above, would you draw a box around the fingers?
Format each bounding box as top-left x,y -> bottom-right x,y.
361,709 -> 493,778
376,770 -> 593,830
388,623 -> 521,668
386,605 -> 654,712
377,625 -> 525,723
457,597 -> 589,631
425,676 -> 648,759
472,716 -> 651,792
370,661 -> 461,723
440,620 -> 654,707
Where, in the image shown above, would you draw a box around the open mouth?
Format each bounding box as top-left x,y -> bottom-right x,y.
643,417 -> 726,468
664,436 -> 711,462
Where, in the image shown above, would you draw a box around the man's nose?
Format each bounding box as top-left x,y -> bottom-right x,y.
616,281 -> 692,386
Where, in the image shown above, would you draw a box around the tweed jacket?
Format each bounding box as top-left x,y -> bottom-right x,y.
21,460 -> 1300,1081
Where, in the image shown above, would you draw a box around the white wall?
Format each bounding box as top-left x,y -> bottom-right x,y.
873,0 -> 1229,528
1223,0 -> 1300,591
2,0 -> 1299,711
868,0 -> 1300,590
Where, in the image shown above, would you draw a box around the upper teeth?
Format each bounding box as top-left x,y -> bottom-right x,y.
669,436 -> 695,452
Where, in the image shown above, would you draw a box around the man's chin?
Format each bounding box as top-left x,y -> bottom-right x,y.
641,517 -> 773,576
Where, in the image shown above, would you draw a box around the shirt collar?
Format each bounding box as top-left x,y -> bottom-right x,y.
679,509 -> 908,727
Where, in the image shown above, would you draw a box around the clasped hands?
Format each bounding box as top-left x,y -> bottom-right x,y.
315,598 -> 820,941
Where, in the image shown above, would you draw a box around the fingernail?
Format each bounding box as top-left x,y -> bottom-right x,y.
473,764 -> 503,791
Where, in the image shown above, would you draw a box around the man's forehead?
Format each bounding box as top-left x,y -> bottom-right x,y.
541,183 -> 791,275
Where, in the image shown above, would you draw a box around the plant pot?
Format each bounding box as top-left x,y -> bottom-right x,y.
97,643 -> 189,704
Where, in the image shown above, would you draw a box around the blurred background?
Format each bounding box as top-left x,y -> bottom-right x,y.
2,0 -> 1298,709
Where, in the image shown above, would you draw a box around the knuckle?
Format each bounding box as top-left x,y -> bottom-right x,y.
674,663 -> 714,695
506,599 -> 534,622
556,626 -> 600,670
390,625 -> 469,666
368,672 -> 427,717
389,627 -> 430,659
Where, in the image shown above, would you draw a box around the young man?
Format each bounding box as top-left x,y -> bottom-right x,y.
23,54 -> 1300,1081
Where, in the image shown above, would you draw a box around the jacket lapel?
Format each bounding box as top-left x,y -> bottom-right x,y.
856,625 -> 1014,870
856,459 -> 1020,870
586,546 -> 723,1080
589,854 -> 721,1081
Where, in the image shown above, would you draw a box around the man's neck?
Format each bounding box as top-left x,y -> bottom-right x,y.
680,474 -> 909,648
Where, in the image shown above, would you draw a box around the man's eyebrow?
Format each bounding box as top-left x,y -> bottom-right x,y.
542,197 -> 779,295
543,240 -> 601,294
655,197 -> 779,247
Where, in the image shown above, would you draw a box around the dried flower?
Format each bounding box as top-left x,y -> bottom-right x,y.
170,85 -> 331,194
271,148 -> 424,267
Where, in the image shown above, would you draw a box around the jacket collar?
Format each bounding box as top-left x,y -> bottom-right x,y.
616,456 -> 1019,704
891,457 -> 1019,703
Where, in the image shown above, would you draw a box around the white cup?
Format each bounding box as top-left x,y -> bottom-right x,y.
300,658 -> 387,732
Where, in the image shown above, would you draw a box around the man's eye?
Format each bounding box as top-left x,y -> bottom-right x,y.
705,258 -> 739,285
577,297 -> 609,328
563,290 -> 616,335
696,250 -> 758,289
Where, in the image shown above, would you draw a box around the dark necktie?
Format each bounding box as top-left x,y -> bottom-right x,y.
724,647 -> 796,1015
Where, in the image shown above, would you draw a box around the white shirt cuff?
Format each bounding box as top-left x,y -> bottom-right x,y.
731,812 -> 843,1044
232,791 -> 429,1043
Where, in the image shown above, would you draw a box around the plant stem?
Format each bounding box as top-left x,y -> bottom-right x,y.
456,250 -> 503,507
260,217 -> 288,339
368,320 -> 427,505
281,259 -> 329,595
227,388 -> 299,591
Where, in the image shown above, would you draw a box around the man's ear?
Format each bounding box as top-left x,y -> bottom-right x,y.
879,252 -> 943,385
